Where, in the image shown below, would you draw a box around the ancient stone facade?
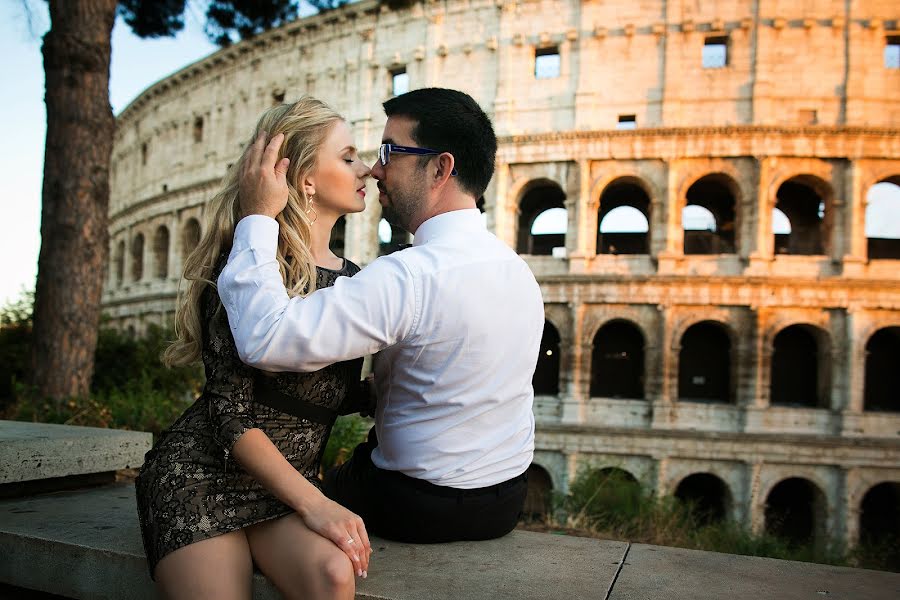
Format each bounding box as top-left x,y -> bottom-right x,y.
105,0 -> 900,548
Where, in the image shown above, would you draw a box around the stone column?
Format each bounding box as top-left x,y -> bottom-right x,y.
747,157 -> 775,274
562,302 -> 588,425
656,161 -> 681,273
842,160 -> 868,277
168,211 -> 179,282
567,159 -> 592,273
492,163 -> 516,249
650,305 -> 675,429
748,461 -> 764,535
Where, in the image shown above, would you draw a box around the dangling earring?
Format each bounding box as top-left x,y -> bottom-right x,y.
306,194 -> 318,224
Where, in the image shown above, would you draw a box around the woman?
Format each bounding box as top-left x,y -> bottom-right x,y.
135,97 -> 372,600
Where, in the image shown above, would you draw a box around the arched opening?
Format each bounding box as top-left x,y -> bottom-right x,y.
683,175 -> 737,254
772,207 -> 792,254
182,218 -> 201,262
569,467 -> 643,527
114,240 -> 125,287
765,477 -> 827,547
770,324 -> 830,408
859,482 -> 900,554
866,180 -> 900,259
131,233 -> 144,282
863,326 -> 900,412
675,473 -> 731,525
330,215 -> 346,256
533,321 -> 561,396
153,225 -> 169,279
590,320 -> 645,399
678,321 -> 732,403
517,181 -> 566,255
597,179 -> 651,255
522,463 -> 553,519
378,218 -> 410,256
774,177 -> 830,255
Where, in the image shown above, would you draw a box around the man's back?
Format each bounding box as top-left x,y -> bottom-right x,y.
369,209 -> 544,489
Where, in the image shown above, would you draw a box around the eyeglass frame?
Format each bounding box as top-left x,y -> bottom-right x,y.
378,143 -> 458,176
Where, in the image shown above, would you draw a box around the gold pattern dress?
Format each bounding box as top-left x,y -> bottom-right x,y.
135,259 -> 363,577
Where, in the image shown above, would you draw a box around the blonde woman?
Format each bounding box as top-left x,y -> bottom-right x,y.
135,97 -> 372,600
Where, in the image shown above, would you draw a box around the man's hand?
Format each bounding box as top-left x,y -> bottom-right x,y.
240,131 -> 291,219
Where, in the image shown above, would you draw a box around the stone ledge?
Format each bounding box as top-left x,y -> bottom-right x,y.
2,483 -> 898,600
0,421 -> 151,485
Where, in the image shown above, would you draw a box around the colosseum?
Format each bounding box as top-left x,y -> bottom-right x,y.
104,0 -> 900,550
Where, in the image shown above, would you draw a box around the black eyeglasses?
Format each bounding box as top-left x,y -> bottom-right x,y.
378,143 -> 458,176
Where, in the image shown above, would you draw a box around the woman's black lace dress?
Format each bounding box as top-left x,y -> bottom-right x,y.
135,260 -> 363,578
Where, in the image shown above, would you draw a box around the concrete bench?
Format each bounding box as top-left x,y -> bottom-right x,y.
1,482 -> 898,600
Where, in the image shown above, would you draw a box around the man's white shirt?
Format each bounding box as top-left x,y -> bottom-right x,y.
218,209 -> 544,489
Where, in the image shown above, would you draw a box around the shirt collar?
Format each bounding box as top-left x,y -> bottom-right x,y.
412,209 -> 484,246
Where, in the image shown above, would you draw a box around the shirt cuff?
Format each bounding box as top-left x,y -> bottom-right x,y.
232,215 -> 279,256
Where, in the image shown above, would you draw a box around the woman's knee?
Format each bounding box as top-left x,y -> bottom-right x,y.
321,550 -> 355,591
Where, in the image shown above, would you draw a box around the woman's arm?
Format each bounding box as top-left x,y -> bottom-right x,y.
231,428 -> 371,576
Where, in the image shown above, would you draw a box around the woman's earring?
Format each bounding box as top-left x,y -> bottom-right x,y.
306,194 -> 318,224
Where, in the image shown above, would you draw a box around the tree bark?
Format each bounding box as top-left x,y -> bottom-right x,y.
32,0 -> 117,400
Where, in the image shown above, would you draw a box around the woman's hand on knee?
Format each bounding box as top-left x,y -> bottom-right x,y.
301,497 -> 371,577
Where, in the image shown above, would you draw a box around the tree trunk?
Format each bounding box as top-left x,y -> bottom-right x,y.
32,0 -> 117,401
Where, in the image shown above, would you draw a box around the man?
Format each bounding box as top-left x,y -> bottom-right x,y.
218,88 -> 544,543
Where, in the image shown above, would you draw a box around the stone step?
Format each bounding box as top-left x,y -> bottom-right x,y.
1,483 -> 898,600
0,421 -> 151,486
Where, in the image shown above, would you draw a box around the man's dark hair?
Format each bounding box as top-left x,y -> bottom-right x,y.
383,88 -> 497,199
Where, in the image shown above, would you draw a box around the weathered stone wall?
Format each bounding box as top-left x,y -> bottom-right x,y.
104,0 -> 900,547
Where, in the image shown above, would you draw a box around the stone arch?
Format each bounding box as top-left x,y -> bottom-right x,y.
590,319 -> 645,399
858,481 -> 900,550
764,477 -> 828,547
865,176 -> 900,260
769,323 -> 832,408
181,218 -> 201,262
680,173 -> 741,255
378,218 -> 411,256
523,463 -> 554,519
771,174 -> 834,256
595,176 -> 655,255
153,225 -> 170,279
674,472 -> 733,524
515,179 -> 567,255
534,320 -> 561,396
131,232 -> 144,282
863,326 -> 900,412
676,320 -> 735,404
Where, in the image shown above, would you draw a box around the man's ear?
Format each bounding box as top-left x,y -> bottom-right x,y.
432,153 -> 456,186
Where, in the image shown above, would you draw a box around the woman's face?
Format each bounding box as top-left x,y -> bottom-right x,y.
307,120 -> 370,219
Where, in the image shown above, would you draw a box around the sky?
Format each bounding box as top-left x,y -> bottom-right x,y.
1,2 -> 898,306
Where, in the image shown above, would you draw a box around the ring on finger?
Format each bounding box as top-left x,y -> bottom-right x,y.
347,538 -> 355,544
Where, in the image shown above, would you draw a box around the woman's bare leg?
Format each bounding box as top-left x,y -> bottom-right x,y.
246,513 -> 355,600
153,530 -> 253,600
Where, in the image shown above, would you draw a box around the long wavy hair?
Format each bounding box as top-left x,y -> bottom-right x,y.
163,96 -> 344,367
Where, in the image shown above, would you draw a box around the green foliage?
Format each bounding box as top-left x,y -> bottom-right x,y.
550,468 -> 898,573
321,414 -> 371,472
1,291 -> 201,436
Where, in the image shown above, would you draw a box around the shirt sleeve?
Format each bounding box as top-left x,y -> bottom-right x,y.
217,215 -> 419,373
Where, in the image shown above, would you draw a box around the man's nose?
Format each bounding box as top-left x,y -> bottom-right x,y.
370,160 -> 384,180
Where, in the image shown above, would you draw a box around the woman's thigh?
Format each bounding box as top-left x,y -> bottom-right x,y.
154,530 -> 253,600
246,513 -> 355,600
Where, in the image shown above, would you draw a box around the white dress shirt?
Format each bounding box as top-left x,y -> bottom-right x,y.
218,209 -> 544,489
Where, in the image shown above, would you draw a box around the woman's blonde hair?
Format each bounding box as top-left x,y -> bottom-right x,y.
163,96 -> 344,367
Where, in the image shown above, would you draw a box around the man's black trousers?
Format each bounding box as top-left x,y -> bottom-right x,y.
323,428 -> 528,543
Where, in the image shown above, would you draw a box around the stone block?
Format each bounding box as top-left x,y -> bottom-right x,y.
0,421 -> 151,484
